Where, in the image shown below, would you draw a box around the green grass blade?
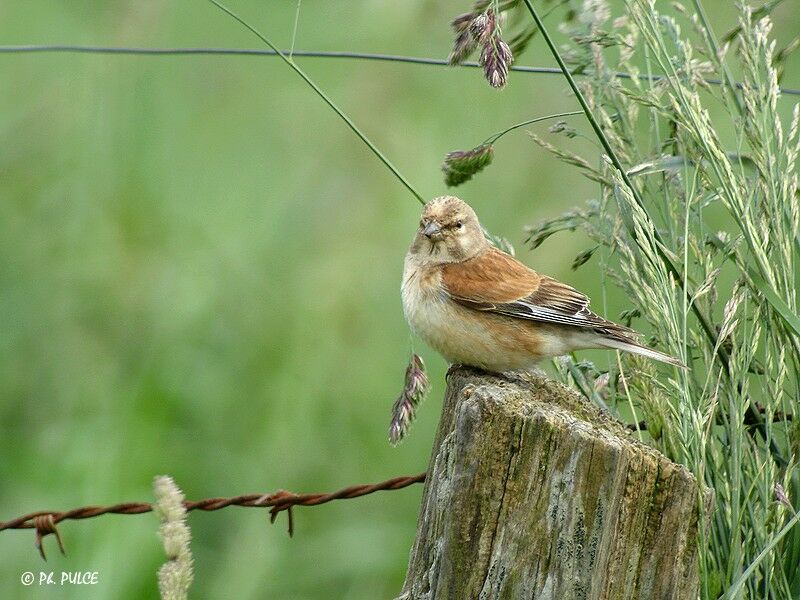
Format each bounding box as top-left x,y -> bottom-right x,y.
207,0 -> 425,205
727,510 -> 800,599
747,266 -> 800,338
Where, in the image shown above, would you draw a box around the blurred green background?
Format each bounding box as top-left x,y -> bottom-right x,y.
1,1 -> 798,598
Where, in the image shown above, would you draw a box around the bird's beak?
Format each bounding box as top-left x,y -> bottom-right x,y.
423,221 -> 443,239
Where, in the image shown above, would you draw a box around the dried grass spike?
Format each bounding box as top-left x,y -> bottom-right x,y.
470,11 -> 495,43
388,353 -> 430,445
451,12 -> 474,33
449,12 -> 479,65
154,476 -> 193,600
481,38 -> 513,88
775,483 -> 795,513
449,29 -> 479,65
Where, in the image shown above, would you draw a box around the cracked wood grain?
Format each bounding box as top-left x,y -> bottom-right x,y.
396,367 -> 712,600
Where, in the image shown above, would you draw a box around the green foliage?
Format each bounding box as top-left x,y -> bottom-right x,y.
512,1 -> 800,597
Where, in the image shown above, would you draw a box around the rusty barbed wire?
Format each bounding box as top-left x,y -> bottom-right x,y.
0,472 -> 427,560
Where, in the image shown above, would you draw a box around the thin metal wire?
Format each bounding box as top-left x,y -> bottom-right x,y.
0,472 -> 426,560
0,45 -> 797,96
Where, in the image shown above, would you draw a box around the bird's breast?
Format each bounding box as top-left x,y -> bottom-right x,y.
401,256 -> 549,371
401,262 -> 448,339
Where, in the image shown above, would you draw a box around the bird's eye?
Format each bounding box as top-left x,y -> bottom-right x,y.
456,221 -> 463,229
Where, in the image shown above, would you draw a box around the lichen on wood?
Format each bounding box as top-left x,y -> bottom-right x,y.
396,367 -> 712,600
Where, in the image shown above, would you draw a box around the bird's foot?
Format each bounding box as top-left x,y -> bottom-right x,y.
445,364 -> 539,390
447,363 -> 505,382
445,363 -> 464,382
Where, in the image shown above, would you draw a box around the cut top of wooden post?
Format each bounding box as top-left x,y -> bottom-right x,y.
397,367 -> 711,600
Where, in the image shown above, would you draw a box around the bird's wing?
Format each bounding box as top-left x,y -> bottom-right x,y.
440,247 -> 633,336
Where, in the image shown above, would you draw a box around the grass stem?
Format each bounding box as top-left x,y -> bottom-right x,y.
483,110 -> 582,144
207,0 -> 425,205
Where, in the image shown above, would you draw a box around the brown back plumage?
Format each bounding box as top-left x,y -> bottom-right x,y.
441,247 -> 636,341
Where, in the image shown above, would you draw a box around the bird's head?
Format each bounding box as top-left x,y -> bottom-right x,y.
411,196 -> 487,263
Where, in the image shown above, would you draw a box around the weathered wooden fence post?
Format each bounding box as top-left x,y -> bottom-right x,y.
396,367 -> 712,600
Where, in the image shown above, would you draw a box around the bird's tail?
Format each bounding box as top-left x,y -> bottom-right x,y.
596,337 -> 687,369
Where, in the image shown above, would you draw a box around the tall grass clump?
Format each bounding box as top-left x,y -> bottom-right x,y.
457,1 -> 800,597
